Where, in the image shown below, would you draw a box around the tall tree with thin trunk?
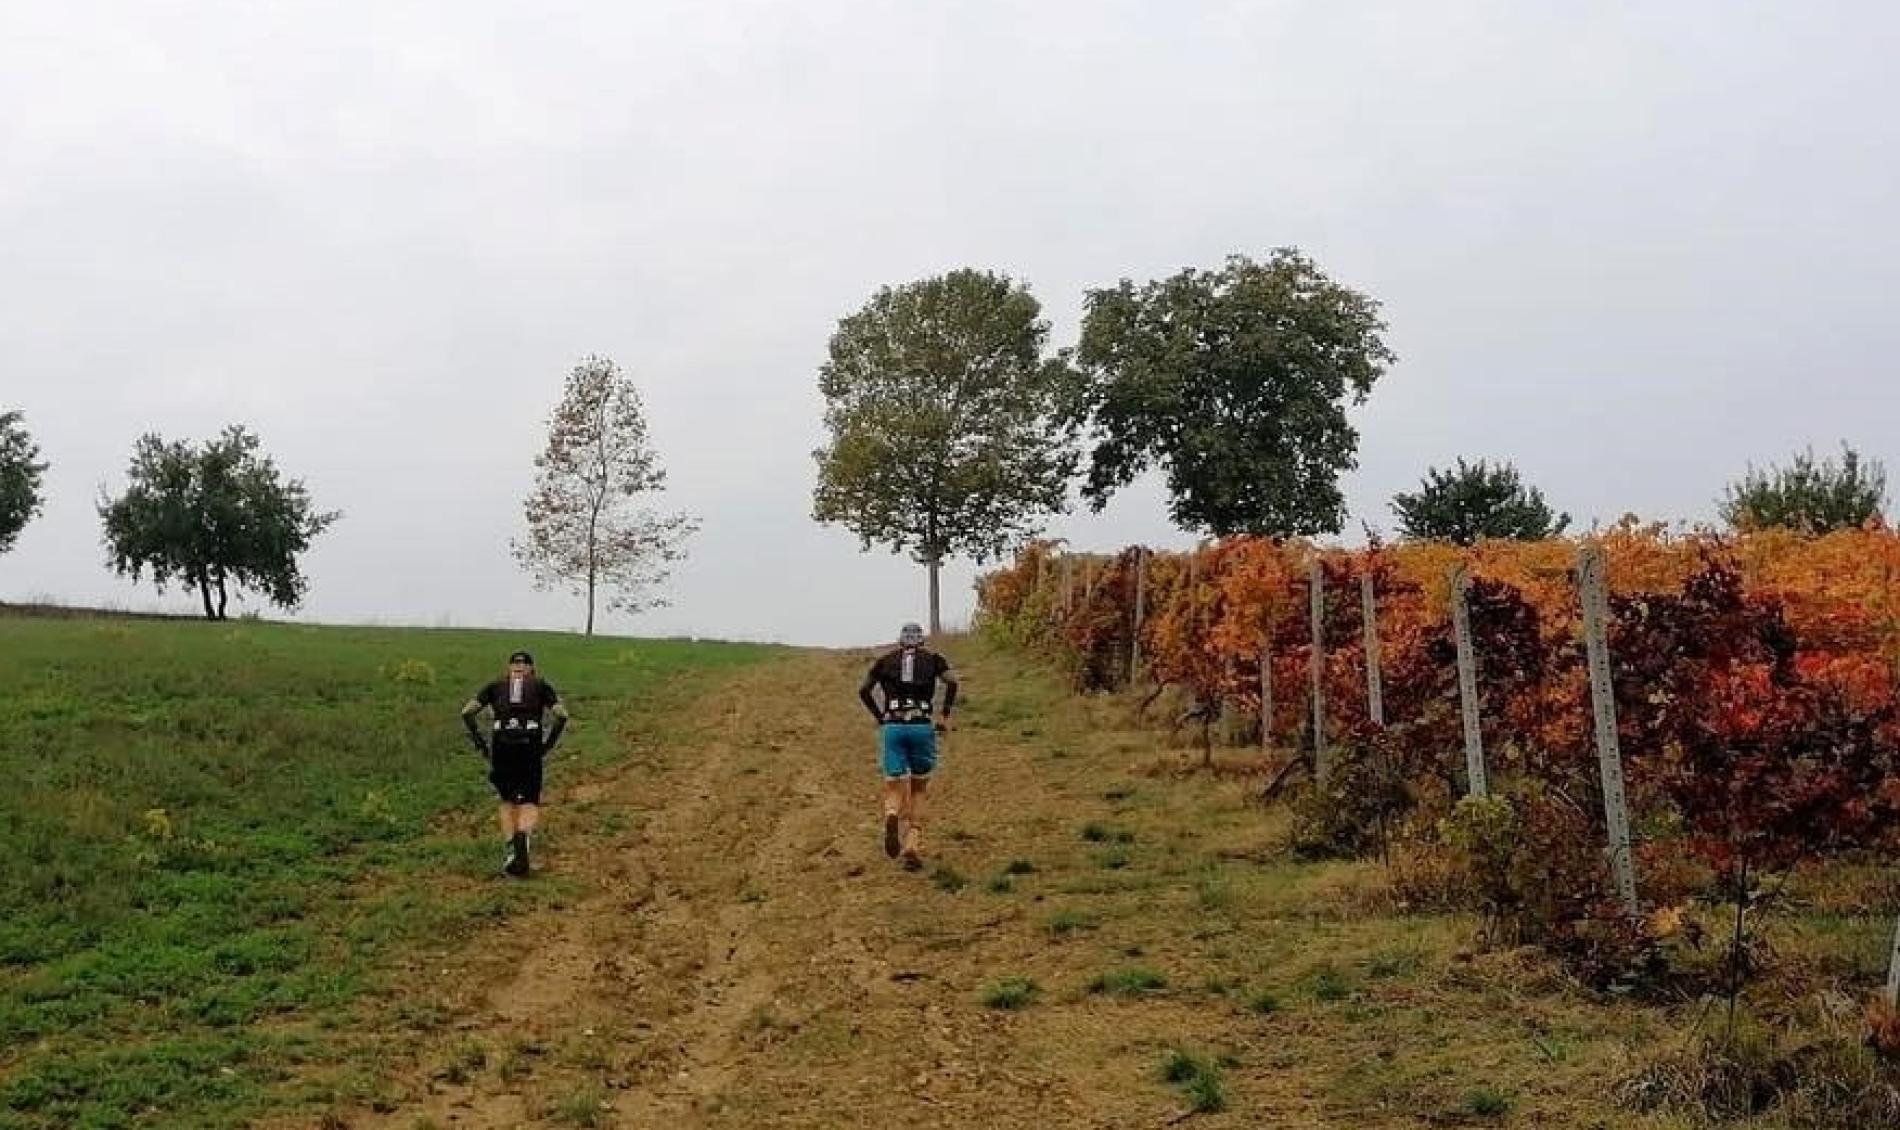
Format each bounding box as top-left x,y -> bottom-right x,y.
98,425 -> 338,619
514,356 -> 697,635
812,269 -> 1079,634
0,409 -> 48,556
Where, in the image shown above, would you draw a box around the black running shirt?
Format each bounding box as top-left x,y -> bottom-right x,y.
477,676 -> 561,725
860,647 -> 955,723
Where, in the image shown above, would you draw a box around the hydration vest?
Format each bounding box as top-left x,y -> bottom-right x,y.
880,647 -> 938,722
492,674 -> 547,745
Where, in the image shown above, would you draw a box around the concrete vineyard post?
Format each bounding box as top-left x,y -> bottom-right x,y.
1131,548 -> 1147,686
1361,568 -> 1384,727
1310,557 -> 1328,782
1578,544 -> 1640,917
1259,640 -> 1274,753
1888,915 -> 1900,1007
1450,564 -> 1488,798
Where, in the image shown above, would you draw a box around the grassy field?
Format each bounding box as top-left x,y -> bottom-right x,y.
0,612 -> 776,1130
5,617 -> 1897,1128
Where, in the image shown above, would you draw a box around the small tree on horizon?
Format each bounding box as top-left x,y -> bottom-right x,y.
1720,443 -> 1887,535
98,425 -> 339,620
812,269 -> 1079,634
0,409 -> 48,556
514,356 -> 697,636
1391,458 -> 1570,545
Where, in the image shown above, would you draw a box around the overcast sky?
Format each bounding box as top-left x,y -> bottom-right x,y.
3,1 -> 1896,646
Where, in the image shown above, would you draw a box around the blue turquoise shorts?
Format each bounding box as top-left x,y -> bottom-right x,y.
880,722 -> 938,779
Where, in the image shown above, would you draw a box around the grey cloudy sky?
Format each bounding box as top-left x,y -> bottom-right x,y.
3,1 -> 1896,646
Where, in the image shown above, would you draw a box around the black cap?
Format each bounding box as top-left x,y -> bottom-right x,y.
508,650 -> 534,665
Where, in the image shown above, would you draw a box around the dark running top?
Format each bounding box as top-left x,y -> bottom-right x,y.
859,647 -> 957,723
477,676 -> 561,730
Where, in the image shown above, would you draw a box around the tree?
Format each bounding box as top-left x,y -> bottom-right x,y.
1720,443 -> 1887,535
514,356 -> 697,636
1390,458 -> 1570,545
1072,248 -> 1395,537
99,425 -> 339,620
812,269 -> 1080,634
0,410 -> 47,555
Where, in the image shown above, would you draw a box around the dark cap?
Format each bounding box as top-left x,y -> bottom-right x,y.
508,650 -> 534,665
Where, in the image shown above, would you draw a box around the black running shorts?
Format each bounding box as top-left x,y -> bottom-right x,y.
489,742 -> 545,805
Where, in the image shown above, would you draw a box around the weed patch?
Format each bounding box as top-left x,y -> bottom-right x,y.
1087,968 -> 1168,998
980,977 -> 1041,1011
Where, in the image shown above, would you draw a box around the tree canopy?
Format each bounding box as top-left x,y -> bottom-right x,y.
98,425 -> 339,619
812,269 -> 1079,632
514,356 -> 697,635
1071,248 -> 1394,537
1391,458 -> 1570,545
0,410 -> 47,555
1720,443 -> 1887,535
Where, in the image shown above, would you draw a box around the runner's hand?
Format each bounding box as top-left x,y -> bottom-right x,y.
935,715 -> 953,734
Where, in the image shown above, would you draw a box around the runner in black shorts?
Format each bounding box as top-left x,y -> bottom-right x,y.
859,622 -> 958,870
461,650 -> 568,876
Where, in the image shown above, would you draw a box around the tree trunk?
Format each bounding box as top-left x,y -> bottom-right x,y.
927,553 -> 942,636
585,568 -> 596,637
214,565 -> 229,621
923,503 -> 943,637
197,569 -> 216,621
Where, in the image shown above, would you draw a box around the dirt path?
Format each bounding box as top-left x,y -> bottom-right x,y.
359,646 -> 1107,1129
352,642 -> 1676,1130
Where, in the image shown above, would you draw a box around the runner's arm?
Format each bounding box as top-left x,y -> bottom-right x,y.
859,667 -> 884,722
543,702 -> 570,753
937,662 -> 959,728
459,698 -> 490,756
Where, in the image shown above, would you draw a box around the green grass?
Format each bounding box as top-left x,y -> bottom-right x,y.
980,977 -> 1041,1011
1160,1048 -> 1228,1113
1458,1086 -> 1513,1119
1194,867 -> 1237,913
550,1080 -> 610,1126
931,866 -> 969,893
1046,909 -> 1101,937
1308,965 -> 1355,1002
1087,967 -> 1168,998
0,613 -> 773,1128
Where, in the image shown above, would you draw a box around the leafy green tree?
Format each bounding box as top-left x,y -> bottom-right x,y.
99,426 -> 339,620
514,356 -> 698,636
813,269 -> 1079,633
1720,443 -> 1887,535
1391,458 -> 1570,545
0,410 -> 47,555
1072,248 -> 1394,536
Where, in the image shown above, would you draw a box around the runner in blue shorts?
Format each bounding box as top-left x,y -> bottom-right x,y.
858,622 -> 959,870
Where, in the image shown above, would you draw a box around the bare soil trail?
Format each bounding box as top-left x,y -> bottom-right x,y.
357,645 -> 1109,1129
350,641 -> 1677,1130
